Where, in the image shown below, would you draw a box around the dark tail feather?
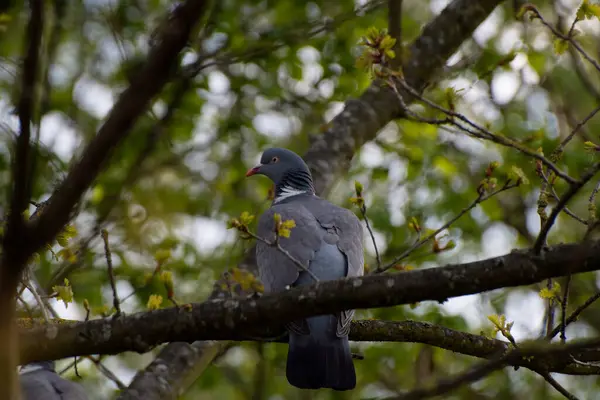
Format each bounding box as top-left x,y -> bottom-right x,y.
286,334 -> 356,391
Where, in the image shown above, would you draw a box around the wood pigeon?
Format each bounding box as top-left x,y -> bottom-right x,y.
19,361 -> 88,400
246,148 -> 364,390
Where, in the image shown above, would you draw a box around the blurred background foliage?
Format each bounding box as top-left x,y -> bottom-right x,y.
1,0 -> 600,398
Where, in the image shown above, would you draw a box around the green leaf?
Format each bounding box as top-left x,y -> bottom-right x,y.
553,38 -> 569,55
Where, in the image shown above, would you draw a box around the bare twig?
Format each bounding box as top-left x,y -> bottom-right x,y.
538,170 -> 586,225
393,337 -> 600,400
556,104 -> 600,154
188,0 -> 387,74
534,163 -> 600,254
588,180 -> 600,227
45,77 -> 217,292
378,181 -> 520,273
16,294 -> 34,320
101,229 -> 121,316
246,231 -> 320,283
88,356 -> 126,390
569,45 -> 600,101
392,78 -> 577,185
360,203 -> 382,270
73,357 -> 80,378
60,355 -> 125,389
392,351 -> 512,399
545,279 -> 556,339
538,371 -> 580,400
527,8 -> 600,74
23,279 -> 50,324
550,292 -> 600,339
560,275 -> 572,343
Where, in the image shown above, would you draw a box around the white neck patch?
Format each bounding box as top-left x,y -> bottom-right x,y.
274,186 -> 312,203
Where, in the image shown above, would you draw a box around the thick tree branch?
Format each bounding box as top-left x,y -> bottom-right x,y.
119,0 -> 506,397
305,0 -> 505,196
387,0 -> 403,67
19,240 -> 600,363
21,320 -> 600,378
391,337 -> 600,400
5,0 -> 43,247
119,253 -> 259,399
0,2 -> 44,397
17,317 -> 600,377
14,0 -> 209,270
118,341 -> 231,400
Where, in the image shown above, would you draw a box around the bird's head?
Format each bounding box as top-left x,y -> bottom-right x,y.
245,148 -> 313,187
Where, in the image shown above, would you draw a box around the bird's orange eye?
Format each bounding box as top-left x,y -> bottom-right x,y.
271,156 -> 279,163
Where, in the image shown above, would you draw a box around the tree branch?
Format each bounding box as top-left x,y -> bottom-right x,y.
5,0 -> 43,246
15,0 -> 209,270
117,0 -> 507,396
305,0 -> 506,196
391,337 -> 600,400
18,317 -> 600,376
118,341 -> 231,400
534,163 -> 600,253
0,1 -> 44,397
387,0 -> 403,67
537,371 -> 580,400
18,240 -> 600,364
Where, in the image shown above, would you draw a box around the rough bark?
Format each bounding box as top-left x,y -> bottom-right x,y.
20,240 -> 600,362
0,1 -> 44,397
118,0 -> 507,397
118,342 -> 231,400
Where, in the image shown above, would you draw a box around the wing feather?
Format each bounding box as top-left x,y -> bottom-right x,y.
255,195 -> 364,338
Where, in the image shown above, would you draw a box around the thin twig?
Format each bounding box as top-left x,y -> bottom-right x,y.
23,279 -> 50,324
393,77 -> 577,185
188,0 -> 386,73
537,371 -> 580,400
556,104 -> 600,153
20,0 -> 212,273
88,355 -> 126,390
590,181 -> 600,210
560,275 -> 572,343
539,170 -> 586,225
247,231 -> 320,283
529,9 -> 600,74
16,293 -> 34,320
550,292 -> 600,339
73,357 -> 80,378
45,52 -> 219,292
360,204 -> 382,270
587,180 -> 600,232
392,337 -> 600,400
101,229 -> 121,316
378,181 -> 520,273
545,279 -> 555,340
392,351 -> 512,399
534,163 -> 600,254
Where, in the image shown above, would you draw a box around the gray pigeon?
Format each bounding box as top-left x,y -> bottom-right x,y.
246,147 -> 364,390
19,361 -> 88,400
